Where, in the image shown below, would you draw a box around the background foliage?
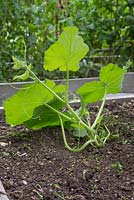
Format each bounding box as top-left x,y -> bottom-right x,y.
0,0 -> 134,82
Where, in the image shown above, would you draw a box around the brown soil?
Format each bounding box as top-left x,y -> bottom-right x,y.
0,100 -> 134,200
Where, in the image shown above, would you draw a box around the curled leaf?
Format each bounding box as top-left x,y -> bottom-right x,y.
13,70 -> 29,80
12,56 -> 26,70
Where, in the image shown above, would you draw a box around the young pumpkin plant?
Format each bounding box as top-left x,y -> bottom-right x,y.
4,27 -> 128,152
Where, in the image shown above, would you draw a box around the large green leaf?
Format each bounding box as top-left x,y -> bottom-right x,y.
4,80 -> 65,125
24,98 -> 66,130
44,26 -> 89,72
77,64 -> 127,104
100,63 -> 126,93
77,81 -> 105,103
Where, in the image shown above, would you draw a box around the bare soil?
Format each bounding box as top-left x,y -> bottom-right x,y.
0,100 -> 134,200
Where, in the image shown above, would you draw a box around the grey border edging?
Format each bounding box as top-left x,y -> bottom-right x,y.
0,72 -> 134,107
0,180 -> 9,200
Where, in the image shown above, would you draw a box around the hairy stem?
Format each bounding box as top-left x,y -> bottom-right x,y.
91,91 -> 107,129
26,66 -> 65,103
65,65 -> 69,104
64,65 -> 94,136
102,125 -> 111,145
43,103 -> 72,121
59,115 -> 95,152
66,103 -> 95,136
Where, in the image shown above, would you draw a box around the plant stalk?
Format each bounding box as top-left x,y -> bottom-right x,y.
65,65 -> 69,104
66,103 -> 95,136
59,115 -> 95,152
26,66 -> 65,103
43,103 -> 72,121
91,91 -> 107,129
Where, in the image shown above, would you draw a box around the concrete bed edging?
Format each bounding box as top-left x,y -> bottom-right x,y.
0,72 -> 134,115
0,180 -> 9,200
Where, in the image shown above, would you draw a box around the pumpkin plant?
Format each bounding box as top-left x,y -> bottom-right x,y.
4,27 -> 128,152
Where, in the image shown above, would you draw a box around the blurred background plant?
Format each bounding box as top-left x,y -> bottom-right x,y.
0,0 -> 134,82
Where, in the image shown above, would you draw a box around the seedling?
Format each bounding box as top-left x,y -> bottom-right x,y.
111,162 -> 125,174
4,27 -> 129,152
111,162 -> 124,171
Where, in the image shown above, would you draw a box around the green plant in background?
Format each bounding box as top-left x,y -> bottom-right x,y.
0,0 -> 133,82
4,27 -> 128,152
0,0 -> 59,81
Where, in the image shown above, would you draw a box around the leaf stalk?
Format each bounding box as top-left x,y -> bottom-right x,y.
59,115 -> 95,152
91,91 -> 107,129
65,65 -> 69,104
26,66 -> 65,104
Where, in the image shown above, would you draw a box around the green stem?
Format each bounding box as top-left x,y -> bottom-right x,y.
102,125 -> 111,145
65,65 -> 69,104
93,134 -> 101,147
26,66 -> 65,103
24,39 -> 27,64
59,115 -> 95,152
66,103 -> 94,136
91,91 -> 107,129
65,69 -> 93,135
43,103 -> 72,121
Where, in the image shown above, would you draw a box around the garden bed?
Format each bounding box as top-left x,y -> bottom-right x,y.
0,99 -> 134,200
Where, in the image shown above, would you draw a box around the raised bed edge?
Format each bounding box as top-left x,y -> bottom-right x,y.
0,181 -> 9,200
0,72 -> 134,106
